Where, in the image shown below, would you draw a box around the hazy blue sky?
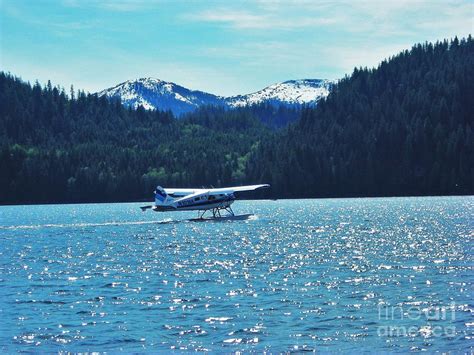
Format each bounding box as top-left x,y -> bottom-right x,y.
1,0 -> 472,96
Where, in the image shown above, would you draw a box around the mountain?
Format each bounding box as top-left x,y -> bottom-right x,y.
97,78 -> 334,115
226,79 -> 333,107
97,78 -> 224,115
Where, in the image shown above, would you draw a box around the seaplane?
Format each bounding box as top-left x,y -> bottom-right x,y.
140,184 -> 270,219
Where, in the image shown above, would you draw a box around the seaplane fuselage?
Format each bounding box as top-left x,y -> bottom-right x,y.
152,193 -> 234,212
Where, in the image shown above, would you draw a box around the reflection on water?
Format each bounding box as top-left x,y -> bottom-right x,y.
0,197 -> 472,351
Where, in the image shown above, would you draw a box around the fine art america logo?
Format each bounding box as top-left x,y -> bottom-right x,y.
377,303 -> 456,337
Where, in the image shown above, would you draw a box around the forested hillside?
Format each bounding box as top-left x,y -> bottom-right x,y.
0,76 -> 270,203
1,36 -> 473,204
247,36 -> 474,197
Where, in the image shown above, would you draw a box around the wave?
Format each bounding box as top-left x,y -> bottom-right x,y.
0,214 -> 256,230
0,219 -> 176,230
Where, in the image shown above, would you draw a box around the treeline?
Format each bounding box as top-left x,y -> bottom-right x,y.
1,36 -> 473,204
247,36 -> 474,197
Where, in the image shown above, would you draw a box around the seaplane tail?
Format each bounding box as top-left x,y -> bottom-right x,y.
140,186 -> 177,211
154,186 -> 174,206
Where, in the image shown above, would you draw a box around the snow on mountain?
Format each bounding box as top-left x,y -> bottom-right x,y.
97,77 -> 334,115
97,78 -> 225,115
226,79 -> 333,108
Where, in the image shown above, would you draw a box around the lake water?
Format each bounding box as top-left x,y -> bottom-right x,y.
0,197 -> 472,352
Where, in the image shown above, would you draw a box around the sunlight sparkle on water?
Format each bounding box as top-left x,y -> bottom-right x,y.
0,197 -> 472,352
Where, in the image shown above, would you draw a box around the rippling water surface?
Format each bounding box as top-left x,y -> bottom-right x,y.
0,197 -> 472,352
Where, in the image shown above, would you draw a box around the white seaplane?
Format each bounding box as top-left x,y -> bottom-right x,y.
140,184 -> 270,219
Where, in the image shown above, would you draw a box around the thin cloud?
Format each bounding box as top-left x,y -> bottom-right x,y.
187,10 -> 266,29
62,0 -> 161,12
2,3 -> 98,34
184,0 -> 472,36
183,8 -> 343,30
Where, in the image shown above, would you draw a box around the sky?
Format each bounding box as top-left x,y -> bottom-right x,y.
0,0 -> 472,96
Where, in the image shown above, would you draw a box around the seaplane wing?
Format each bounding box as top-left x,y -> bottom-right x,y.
164,188 -> 205,197
164,184 -> 269,197
206,184 -> 270,195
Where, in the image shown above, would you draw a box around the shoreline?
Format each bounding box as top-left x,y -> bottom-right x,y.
1,193 -> 472,207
